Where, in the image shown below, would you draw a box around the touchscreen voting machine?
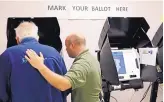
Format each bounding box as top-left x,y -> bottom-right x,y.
112,48 -> 140,81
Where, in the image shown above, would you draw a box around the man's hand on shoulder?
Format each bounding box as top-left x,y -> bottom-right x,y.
25,49 -> 45,70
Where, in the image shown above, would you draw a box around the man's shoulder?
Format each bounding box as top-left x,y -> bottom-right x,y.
39,44 -> 63,60
6,45 -> 19,51
3,45 -> 20,53
80,52 -> 97,62
77,52 -> 99,67
73,58 -> 90,70
39,44 -> 59,53
0,47 -> 13,60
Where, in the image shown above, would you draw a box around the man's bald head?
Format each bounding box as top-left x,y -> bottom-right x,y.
65,33 -> 86,58
66,33 -> 86,46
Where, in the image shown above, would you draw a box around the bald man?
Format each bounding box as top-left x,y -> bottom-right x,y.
0,21 -> 67,102
25,34 -> 102,102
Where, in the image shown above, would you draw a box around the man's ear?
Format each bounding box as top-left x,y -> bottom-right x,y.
15,36 -> 20,44
71,43 -> 76,48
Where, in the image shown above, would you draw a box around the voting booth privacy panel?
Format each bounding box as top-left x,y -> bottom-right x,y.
98,17 -> 158,88
152,23 -> 163,83
6,17 -> 62,53
152,23 -> 163,71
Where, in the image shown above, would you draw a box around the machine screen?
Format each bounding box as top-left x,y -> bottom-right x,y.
112,52 -> 126,74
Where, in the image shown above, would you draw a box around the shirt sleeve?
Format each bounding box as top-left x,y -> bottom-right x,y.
64,61 -> 89,90
0,51 -> 11,102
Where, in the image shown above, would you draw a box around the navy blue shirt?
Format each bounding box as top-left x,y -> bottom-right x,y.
0,37 -> 67,102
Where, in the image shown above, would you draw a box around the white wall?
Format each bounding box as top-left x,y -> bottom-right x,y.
0,1 -> 163,102
59,20 -> 105,68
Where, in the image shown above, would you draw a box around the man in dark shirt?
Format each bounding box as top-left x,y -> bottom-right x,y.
0,21 -> 67,102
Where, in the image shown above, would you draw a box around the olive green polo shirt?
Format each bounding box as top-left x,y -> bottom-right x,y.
65,49 -> 102,102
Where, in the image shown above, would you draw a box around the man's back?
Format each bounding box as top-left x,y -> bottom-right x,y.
0,37 -> 67,102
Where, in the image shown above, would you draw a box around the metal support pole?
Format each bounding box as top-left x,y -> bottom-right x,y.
150,81 -> 159,102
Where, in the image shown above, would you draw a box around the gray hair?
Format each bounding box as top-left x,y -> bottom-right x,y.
15,21 -> 39,41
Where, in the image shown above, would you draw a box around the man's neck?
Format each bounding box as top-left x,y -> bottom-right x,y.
19,37 -> 38,44
75,46 -> 86,57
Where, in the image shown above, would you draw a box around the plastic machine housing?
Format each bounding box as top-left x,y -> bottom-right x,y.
6,17 -> 62,53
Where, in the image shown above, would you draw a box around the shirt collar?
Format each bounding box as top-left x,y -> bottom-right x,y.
20,37 -> 38,44
74,49 -> 89,61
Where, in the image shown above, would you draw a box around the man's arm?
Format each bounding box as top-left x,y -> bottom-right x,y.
25,49 -> 71,91
25,49 -> 88,91
38,65 -> 71,91
0,51 -> 11,102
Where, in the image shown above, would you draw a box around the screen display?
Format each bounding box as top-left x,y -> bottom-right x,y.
112,52 -> 126,74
